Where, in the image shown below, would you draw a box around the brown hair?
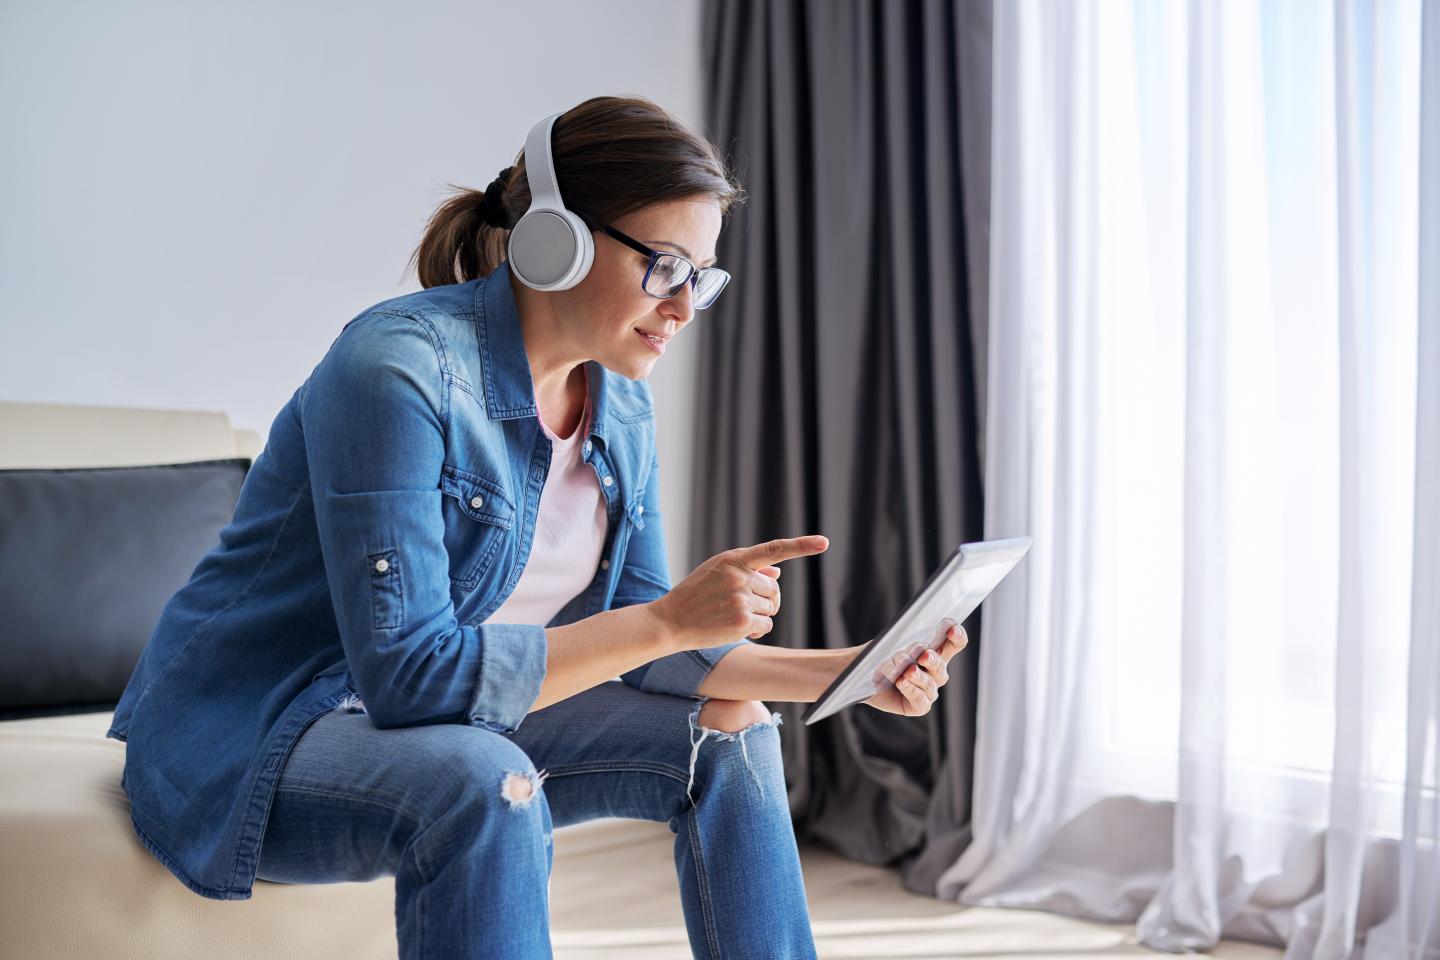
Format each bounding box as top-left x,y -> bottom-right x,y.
410,96 -> 744,289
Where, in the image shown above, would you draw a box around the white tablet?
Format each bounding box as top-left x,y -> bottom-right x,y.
802,536 -> 1032,725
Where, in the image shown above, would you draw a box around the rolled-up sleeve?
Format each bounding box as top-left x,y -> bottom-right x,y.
613,451 -> 749,698
301,312 -> 546,732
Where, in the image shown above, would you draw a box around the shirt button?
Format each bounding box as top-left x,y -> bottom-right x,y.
374,558 -> 390,574
582,441 -> 592,457
600,559 -> 610,570
470,495 -> 484,510
637,505 -> 644,516
602,476 -> 614,487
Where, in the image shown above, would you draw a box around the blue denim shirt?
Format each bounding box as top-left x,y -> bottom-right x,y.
107,260 -> 747,900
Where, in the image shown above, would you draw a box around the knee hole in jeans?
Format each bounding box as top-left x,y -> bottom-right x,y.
697,698 -> 771,734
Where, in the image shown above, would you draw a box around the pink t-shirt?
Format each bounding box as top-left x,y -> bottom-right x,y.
482,380 -> 608,626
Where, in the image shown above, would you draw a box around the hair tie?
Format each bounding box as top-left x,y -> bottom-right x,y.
478,166 -> 515,229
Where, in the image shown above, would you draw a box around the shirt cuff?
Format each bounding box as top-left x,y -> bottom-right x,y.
630,640 -> 751,698
467,623 -> 548,733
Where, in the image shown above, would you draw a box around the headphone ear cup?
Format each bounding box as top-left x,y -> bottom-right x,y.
508,209 -> 594,291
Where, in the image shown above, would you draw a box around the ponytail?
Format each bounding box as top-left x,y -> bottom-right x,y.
410,182 -> 512,290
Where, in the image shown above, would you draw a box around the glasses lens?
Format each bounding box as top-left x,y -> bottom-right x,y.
644,254 -> 694,298
693,268 -> 731,309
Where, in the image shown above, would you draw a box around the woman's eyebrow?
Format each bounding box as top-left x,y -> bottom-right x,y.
645,239 -> 718,267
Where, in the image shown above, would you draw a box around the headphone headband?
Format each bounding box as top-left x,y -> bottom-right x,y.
522,114 -> 564,211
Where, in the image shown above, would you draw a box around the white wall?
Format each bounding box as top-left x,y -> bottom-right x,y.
0,0 -> 705,582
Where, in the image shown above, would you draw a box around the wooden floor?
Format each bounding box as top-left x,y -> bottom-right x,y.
549,819 -> 1283,960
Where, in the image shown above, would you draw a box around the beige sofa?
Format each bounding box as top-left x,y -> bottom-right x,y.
0,401 -> 400,960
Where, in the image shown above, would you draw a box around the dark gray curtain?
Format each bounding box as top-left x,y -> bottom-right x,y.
694,0 -> 993,895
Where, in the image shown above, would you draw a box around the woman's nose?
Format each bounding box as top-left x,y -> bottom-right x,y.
660,280 -> 696,326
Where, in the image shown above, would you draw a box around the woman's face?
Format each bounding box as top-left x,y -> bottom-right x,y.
561,198 -> 723,380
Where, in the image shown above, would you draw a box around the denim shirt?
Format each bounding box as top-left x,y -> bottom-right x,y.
107,260 -> 748,900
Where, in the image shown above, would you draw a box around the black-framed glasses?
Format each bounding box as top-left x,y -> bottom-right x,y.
589,221 -> 731,310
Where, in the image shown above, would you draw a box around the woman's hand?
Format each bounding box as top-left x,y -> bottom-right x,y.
651,535 -> 829,651
862,621 -> 968,717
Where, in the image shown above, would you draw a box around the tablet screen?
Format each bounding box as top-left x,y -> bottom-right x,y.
802,537 -> 1031,725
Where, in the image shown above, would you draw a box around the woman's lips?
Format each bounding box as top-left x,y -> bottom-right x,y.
636,329 -> 669,354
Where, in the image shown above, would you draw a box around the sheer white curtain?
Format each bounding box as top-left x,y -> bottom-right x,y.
938,0 -> 1439,956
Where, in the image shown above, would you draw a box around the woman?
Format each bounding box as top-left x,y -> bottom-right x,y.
107,95 -> 966,960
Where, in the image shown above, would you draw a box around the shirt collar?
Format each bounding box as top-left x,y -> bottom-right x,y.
476,260 -> 610,448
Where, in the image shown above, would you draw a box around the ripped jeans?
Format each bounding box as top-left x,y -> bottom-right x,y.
254,680 -> 817,960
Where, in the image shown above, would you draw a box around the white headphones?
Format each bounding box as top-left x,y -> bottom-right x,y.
507,113 -> 595,291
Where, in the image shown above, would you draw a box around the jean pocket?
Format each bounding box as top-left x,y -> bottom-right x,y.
440,467 -> 515,590
368,548 -> 403,630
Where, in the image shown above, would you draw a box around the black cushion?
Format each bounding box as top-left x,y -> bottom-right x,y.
0,459 -> 248,718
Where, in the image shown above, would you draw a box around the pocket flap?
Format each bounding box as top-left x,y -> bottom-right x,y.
441,467 -> 515,529
626,495 -> 647,531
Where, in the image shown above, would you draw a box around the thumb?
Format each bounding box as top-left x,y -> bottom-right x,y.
759,566 -> 781,579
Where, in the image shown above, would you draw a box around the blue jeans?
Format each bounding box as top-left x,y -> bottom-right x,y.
255,680 -> 818,959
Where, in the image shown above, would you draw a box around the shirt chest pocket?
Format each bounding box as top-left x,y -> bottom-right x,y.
440,467 -> 516,590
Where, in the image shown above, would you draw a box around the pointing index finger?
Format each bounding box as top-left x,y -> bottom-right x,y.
733,535 -> 829,570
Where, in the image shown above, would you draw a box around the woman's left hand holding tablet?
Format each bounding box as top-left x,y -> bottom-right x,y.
862,623 -> 968,717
